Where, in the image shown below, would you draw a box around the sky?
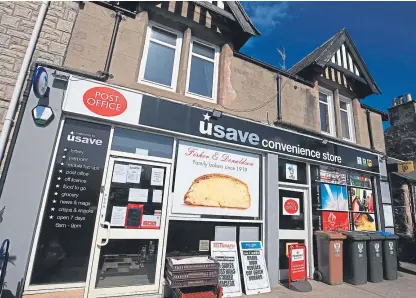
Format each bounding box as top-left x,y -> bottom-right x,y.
240,1 -> 416,129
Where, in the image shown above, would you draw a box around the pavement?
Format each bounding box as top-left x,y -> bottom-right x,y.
253,272 -> 416,298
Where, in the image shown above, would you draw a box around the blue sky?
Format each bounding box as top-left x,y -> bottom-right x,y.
240,1 -> 416,129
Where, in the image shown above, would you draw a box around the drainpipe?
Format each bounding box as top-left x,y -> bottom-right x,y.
366,109 -> 375,150
277,75 -> 282,121
0,1 -> 49,167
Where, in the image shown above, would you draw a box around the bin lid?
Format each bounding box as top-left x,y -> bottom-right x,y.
341,231 -> 369,240
315,231 -> 347,240
376,231 -> 399,239
364,231 -> 385,240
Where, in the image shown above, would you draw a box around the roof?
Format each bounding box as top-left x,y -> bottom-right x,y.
361,103 -> 389,121
228,1 -> 261,36
289,28 -> 381,96
392,171 -> 416,182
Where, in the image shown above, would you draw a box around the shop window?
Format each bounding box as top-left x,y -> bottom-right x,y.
279,189 -> 305,230
278,158 -> 307,184
310,165 -> 377,232
111,127 -> 174,158
166,221 -> 261,256
339,96 -> 355,142
138,23 -> 182,90
319,88 -> 335,137
185,38 -> 219,102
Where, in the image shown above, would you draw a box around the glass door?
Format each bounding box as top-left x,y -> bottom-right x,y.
278,187 -> 310,281
87,157 -> 170,297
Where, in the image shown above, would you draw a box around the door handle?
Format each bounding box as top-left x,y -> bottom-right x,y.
97,221 -> 111,247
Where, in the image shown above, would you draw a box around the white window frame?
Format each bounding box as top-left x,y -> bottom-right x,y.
339,95 -> 356,142
138,22 -> 183,92
319,87 -> 336,137
185,37 -> 220,103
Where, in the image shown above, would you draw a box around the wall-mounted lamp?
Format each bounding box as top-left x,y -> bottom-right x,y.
211,109 -> 222,119
321,139 -> 328,145
379,155 -> 388,162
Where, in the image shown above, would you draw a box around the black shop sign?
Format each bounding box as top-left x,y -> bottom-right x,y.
31,119 -> 110,284
138,96 -> 379,173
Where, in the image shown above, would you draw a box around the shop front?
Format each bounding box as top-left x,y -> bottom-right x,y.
1,70 -> 383,297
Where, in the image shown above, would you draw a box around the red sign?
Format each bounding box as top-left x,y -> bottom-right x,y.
83,86 -> 127,117
283,197 -> 300,215
322,211 -> 350,231
288,244 -> 307,288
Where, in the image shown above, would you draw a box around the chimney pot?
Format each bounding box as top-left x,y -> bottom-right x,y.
392,98 -> 397,106
399,95 -> 404,104
406,93 -> 412,102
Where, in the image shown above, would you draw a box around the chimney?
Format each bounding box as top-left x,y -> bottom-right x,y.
406,93 -> 413,102
392,98 -> 397,106
398,95 -> 404,104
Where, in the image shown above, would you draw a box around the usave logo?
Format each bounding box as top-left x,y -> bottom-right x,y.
83,86 -> 127,117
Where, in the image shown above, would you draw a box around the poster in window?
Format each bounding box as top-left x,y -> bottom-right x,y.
320,183 -> 348,211
322,211 -> 350,231
353,213 -> 376,231
319,166 -> 347,184
172,141 -> 260,217
282,197 -> 300,216
350,187 -> 374,213
285,163 -> 297,180
349,173 -> 372,188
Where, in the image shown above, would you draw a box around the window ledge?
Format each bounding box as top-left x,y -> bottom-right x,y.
185,91 -> 217,103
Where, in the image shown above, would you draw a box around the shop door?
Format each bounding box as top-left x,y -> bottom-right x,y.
278,187 -> 310,281
86,157 -> 170,298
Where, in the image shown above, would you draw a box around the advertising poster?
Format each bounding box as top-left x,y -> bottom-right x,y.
211,241 -> 242,297
239,241 -> 271,295
349,173 -> 372,189
282,197 -> 300,216
173,141 -> 260,217
285,163 -> 297,180
322,211 -> 350,231
319,167 -> 347,184
353,213 -> 376,231
320,183 -> 348,211
350,187 -> 374,213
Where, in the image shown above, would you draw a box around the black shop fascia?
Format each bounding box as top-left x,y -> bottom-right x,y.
137,95 -> 380,173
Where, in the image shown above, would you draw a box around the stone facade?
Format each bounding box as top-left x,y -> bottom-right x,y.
0,1 -> 79,131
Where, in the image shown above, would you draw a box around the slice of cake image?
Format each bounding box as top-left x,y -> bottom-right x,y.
184,174 -> 251,209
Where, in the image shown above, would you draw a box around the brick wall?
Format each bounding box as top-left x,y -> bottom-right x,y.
0,1 -> 79,131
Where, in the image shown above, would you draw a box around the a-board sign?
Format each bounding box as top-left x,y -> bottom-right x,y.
211,241 -> 242,297
288,244 -> 307,286
239,241 -> 271,295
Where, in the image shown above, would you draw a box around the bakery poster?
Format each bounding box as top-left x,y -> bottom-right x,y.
350,187 -> 374,213
211,241 -> 242,297
322,211 -> 350,231
320,183 -> 348,211
173,141 -> 260,217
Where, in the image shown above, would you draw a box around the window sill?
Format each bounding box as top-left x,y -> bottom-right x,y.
321,131 -> 336,138
137,79 -> 176,93
185,91 -> 217,103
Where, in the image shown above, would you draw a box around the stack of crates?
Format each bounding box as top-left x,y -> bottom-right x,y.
165,256 -> 221,298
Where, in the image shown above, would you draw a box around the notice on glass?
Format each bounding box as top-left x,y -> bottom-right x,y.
128,188 -> 148,202
199,240 -> 210,252
110,206 -> 127,227
152,189 -> 163,203
151,168 -> 164,186
135,148 -> 149,156
239,241 -> 271,295
286,163 -> 297,180
126,165 -> 142,183
112,164 -> 128,183
211,241 -> 242,297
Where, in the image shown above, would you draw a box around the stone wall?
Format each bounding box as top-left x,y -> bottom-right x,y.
0,1 -> 79,131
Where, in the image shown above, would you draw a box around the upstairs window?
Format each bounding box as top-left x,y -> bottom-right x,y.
186,38 -> 219,102
319,88 -> 335,137
339,96 -> 355,142
138,23 -> 182,90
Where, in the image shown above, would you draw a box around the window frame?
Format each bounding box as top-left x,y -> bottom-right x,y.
138,22 -> 183,92
185,37 -> 220,103
339,95 -> 356,143
318,87 -> 336,137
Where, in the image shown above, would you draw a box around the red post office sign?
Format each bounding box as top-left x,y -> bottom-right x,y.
288,244 -> 307,287
83,86 -> 127,117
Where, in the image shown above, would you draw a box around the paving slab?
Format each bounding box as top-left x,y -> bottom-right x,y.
249,272 -> 416,298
